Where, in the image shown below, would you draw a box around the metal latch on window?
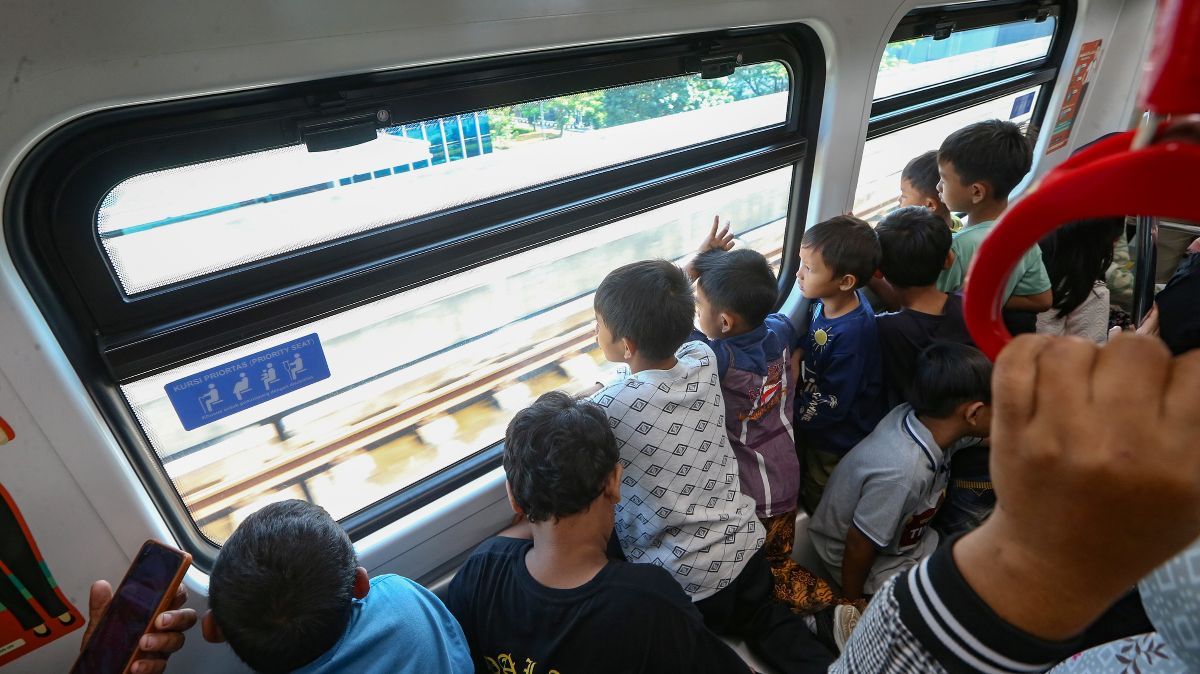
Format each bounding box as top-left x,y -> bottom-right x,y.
298,108 -> 392,152
931,20 -> 955,40
694,52 -> 743,80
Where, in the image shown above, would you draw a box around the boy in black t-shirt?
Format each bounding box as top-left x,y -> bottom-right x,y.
445,391 -> 754,674
875,206 -> 991,538
875,206 -> 974,410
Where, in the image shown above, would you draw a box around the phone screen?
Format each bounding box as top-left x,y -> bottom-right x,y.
72,543 -> 186,674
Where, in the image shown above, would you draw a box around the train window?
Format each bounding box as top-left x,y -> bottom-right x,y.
874,18 -> 1055,99
99,64 -> 790,296
120,168 -> 792,543
855,2 -> 1072,222
12,27 -> 822,561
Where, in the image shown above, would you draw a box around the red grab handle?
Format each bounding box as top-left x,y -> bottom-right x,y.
963,0 -> 1200,360
1141,0 -> 1200,115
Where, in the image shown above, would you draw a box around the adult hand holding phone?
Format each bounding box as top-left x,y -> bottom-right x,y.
80,581 -> 197,674
73,541 -> 194,674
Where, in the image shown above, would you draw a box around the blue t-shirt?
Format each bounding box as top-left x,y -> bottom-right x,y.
294,575 -> 472,674
794,291 -> 884,456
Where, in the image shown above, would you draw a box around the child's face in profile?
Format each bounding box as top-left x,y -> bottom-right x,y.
593,312 -> 627,364
898,178 -> 932,210
693,283 -> 725,339
795,245 -> 845,300
937,160 -> 975,213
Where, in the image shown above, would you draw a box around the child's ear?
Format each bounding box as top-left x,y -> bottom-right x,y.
620,337 -> 636,360
838,273 -> 858,292
604,464 -> 623,503
352,567 -> 370,600
505,480 -> 522,516
944,249 -> 956,271
201,611 -> 226,644
964,401 -> 990,429
718,311 -> 736,335
970,181 -> 989,204
922,196 -> 940,211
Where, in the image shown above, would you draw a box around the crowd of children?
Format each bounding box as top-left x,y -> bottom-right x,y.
190,118 -> 1116,674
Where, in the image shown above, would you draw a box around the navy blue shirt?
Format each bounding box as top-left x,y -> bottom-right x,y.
794,291 -> 884,456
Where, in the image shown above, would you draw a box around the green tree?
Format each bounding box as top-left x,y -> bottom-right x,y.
879,39 -> 918,70
486,106 -> 521,145
724,61 -> 790,99
525,91 -> 608,137
601,77 -> 692,126
684,61 -> 789,112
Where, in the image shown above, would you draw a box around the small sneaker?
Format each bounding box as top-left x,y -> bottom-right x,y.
833,604 -> 862,652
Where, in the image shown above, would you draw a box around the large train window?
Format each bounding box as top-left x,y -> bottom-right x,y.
7,27 -> 823,562
100,65 -> 790,296
854,1 -> 1073,222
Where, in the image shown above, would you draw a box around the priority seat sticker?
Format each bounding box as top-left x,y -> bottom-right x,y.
164,334 -> 331,431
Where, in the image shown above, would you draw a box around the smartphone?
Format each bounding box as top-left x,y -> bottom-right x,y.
71,540 -> 192,674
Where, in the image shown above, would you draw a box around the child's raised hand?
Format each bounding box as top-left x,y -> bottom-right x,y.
700,215 -> 735,254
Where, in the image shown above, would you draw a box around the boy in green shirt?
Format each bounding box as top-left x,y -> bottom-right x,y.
935,121 -> 1052,322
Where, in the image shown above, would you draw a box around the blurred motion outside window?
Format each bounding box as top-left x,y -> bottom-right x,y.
122,168 -> 793,543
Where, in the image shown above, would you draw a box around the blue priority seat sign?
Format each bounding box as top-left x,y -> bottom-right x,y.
165,334 -> 331,431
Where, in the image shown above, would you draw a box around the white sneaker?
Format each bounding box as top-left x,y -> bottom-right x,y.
833,604 -> 862,652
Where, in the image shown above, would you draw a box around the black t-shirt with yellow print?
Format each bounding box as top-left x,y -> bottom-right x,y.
445,536 -> 751,674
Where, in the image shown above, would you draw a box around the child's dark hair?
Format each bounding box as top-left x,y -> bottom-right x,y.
1040,217 -> 1125,319
939,120 -> 1032,199
209,500 -> 358,674
594,260 -> 694,360
800,215 -> 881,289
504,391 -> 620,523
910,342 -> 993,418
692,248 -> 778,326
876,206 -> 953,288
902,150 -> 941,198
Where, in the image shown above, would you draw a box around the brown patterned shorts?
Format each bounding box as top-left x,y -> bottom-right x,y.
760,511 -> 838,614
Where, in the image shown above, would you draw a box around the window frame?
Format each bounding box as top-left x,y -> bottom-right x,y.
5,26 -> 825,568
867,0 -> 1076,140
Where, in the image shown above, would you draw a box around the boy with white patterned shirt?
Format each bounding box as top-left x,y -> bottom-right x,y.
590,259 -> 834,672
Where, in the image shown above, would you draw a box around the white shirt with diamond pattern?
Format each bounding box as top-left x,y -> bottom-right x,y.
592,341 -> 761,601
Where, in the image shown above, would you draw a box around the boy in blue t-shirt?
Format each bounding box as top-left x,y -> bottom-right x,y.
794,215 -> 884,514
202,500 -> 472,674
